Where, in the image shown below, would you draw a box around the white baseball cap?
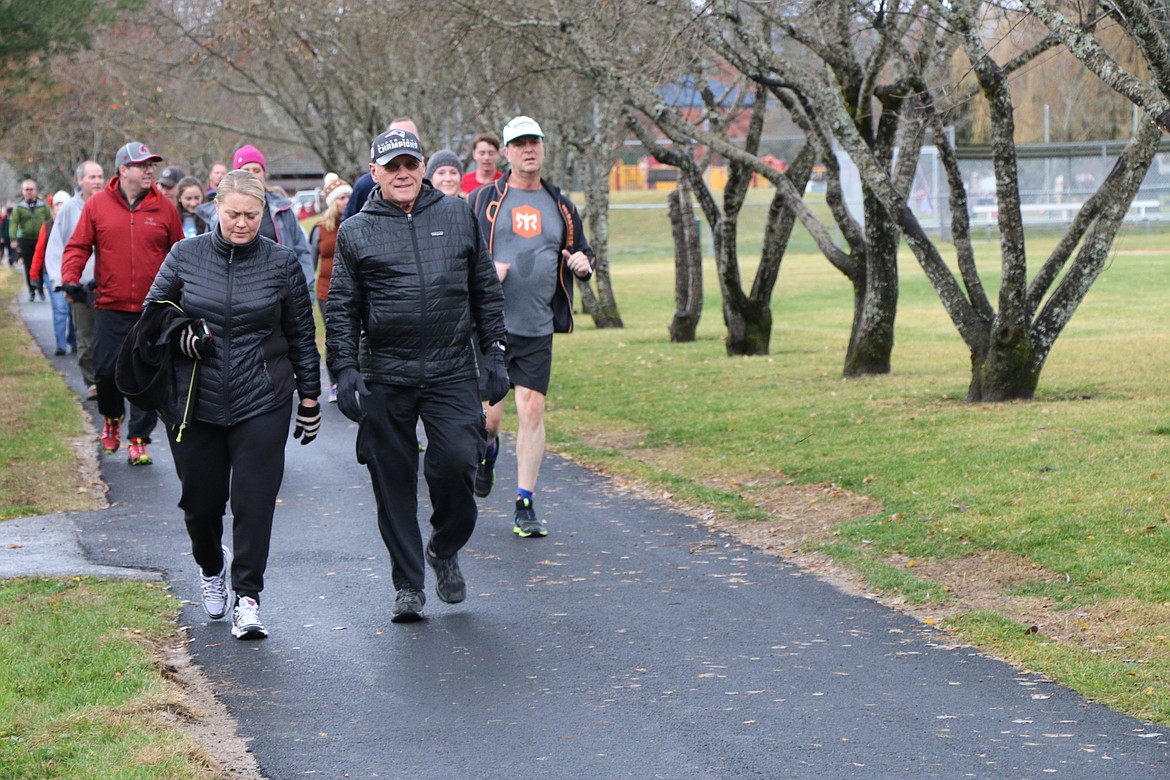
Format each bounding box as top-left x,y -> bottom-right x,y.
502,116 -> 544,145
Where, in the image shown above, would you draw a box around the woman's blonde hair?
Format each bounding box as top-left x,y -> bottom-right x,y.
319,197 -> 345,233
216,169 -> 267,205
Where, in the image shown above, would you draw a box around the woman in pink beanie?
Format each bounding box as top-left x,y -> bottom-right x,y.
195,144 -> 313,290
233,145 -> 267,171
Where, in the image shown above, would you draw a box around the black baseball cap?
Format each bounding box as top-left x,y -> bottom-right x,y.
158,166 -> 186,187
371,129 -> 423,166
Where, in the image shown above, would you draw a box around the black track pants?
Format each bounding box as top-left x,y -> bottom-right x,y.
357,379 -> 481,591
167,401 -> 292,601
94,309 -> 158,440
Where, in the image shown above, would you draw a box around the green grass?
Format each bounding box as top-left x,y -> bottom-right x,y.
953,611 -> 1170,723
544,190 -> 1170,723
0,271 -> 102,518
0,578 -> 211,778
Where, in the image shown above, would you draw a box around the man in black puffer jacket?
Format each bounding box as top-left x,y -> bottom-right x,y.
326,128 -> 508,624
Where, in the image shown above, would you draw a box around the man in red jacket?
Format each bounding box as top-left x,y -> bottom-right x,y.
62,141 -> 183,465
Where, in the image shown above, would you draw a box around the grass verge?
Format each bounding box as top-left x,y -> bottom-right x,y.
0,273 -> 104,519
0,269 -> 217,777
0,578 -> 212,778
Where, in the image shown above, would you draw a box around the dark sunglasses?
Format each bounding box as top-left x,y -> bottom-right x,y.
382,158 -> 421,172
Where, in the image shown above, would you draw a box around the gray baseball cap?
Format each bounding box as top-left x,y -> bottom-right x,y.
114,142 -> 162,170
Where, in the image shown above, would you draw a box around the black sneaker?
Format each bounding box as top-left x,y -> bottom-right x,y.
474,437 -> 498,498
426,544 -> 466,604
391,587 -> 426,623
513,497 -> 547,537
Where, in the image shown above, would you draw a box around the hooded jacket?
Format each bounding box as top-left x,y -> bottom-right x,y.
468,171 -> 594,333
326,182 -> 506,386
61,178 -> 183,312
146,229 -> 320,426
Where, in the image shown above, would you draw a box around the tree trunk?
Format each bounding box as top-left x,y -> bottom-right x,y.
724,296 -> 773,355
967,321 -> 1039,401
579,155 -> 623,328
843,192 -> 899,376
714,204 -> 773,356
668,177 -> 703,342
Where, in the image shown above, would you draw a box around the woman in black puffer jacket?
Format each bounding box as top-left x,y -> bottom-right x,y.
145,169 -> 320,641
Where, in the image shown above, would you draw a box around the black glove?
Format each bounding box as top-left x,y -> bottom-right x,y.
479,341 -> 510,406
336,368 -> 369,423
292,401 -> 321,445
60,283 -> 87,304
175,319 -> 213,360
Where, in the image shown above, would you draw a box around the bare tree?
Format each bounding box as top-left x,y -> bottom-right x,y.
1019,0 -> 1170,119
687,1 -> 956,372
618,0 -> 1159,399
130,1 -> 512,176
729,0 -> 1160,400
668,175 -> 703,342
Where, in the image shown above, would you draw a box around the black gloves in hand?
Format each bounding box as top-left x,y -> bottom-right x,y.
479,341 -> 510,406
292,401 -> 321,445
60,283 -> 87,304
176,319 -> 213,360
336,368 -> 369,423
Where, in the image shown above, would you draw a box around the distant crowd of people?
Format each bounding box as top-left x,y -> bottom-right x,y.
7,114 -> 594,635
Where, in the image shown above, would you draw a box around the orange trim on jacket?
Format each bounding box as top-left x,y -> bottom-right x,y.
468,172 -> 594,334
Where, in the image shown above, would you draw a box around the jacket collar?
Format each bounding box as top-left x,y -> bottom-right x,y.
364,181 -> 442,217
212,227 -> 262,258
105,177 -> 167,212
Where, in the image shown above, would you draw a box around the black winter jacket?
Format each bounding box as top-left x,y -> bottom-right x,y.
146,230 -> 320,426
326,183 -> 505,386
115,301 -> 200,429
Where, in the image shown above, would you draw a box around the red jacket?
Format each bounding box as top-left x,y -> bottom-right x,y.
28,221 -> 50,283
62,178 -> 183,312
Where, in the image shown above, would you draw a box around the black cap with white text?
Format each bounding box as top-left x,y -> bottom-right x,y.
370,129 -> 424,165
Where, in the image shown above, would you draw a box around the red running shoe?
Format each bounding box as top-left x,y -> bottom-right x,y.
127,437 -> 152,466
101,417 -> 122,454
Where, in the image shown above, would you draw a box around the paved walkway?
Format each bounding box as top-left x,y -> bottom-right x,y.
6,294 -> 1170,778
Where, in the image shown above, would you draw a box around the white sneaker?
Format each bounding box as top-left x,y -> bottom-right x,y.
199,545 -> 232,620
231,596 -> 268,640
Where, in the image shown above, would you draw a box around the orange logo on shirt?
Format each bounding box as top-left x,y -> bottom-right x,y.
511,205 -> 541,238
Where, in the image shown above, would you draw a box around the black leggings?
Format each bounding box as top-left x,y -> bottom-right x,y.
19,238 -> 42,294
167,401 -> 292,601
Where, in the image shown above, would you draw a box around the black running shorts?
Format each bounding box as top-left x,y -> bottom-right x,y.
505,333 -> 554,396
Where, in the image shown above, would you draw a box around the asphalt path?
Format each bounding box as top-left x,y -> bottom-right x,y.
12,293 -> 1170,778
